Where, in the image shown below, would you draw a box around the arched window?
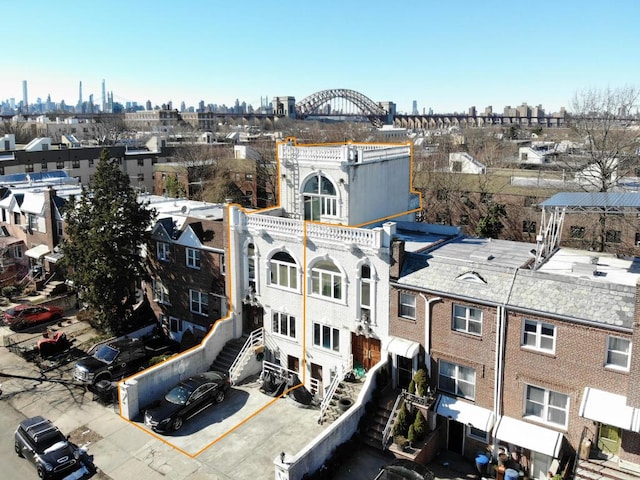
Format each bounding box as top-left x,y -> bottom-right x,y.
269,251 -> 298,290
303,174 -> 337,220
311,259 -> 342,300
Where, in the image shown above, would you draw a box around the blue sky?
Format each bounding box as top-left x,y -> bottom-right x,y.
3,0 -> 639,114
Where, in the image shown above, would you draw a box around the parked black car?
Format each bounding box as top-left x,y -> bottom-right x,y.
144,371 -> 230,433
14,416 -> 81,479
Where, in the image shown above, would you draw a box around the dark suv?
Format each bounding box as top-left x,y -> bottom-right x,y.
14,416 -> 81,479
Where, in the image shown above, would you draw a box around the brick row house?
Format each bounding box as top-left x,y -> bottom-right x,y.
143,197 -> 229,345
389,229 -> 640,478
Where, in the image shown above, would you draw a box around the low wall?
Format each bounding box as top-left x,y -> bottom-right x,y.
274,359 -> 387,480
119,315 -> 235,420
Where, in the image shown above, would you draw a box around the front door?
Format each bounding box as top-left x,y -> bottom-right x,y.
242,305 -> 263,335
447,419 -> 464,454
397,355 -> 413,390
287,355 -> 299,375
598,424 -> 621,458
351,334 -> 381,370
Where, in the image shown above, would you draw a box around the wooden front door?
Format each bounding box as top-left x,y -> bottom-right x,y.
287,355 -> 299,374
351,334 -> 381,370
242,305 -> 263,334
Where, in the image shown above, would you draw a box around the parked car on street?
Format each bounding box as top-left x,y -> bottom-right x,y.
144,371 -> 230,433
14,415 -> 82,479
2,304 -> 64,331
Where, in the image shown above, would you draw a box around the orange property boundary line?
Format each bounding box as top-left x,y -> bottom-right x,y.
116,137 -> 422,457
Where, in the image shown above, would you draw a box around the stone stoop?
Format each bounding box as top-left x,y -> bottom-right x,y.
360,392 -> 397,450
576,459 -> 640,480
320,380 -> 362,425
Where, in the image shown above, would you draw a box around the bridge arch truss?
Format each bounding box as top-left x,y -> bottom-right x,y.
295,89 -> 387,127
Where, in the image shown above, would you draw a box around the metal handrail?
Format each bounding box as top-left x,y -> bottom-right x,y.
228,328 -> 263,384
382,391 -> 404,448
318,370 -> 344,425
572,425 -> 590,480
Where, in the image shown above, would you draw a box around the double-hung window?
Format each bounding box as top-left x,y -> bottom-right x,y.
525,385 -> 569,428
190,289 -> 208,316
269,251 -> 297,290
313,322 -> 340,352
438,360 -> 475,400
272,311 -> 296,339
606,336 -> 631,371
360,264 -> 372,323
157,241 -> 170,261
153,278 -> 170,305
311,260 -> 342,300
186,247 -> 201,269
452,304 -> 482,335
399,292 -> 416,319
522,319 -> 556,353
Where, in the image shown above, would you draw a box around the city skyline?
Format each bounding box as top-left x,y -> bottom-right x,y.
2,0 -> 639,114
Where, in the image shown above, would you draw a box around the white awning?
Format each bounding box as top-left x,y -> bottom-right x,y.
579,387 -> 640,432
436,394 -> 495,432
25,244 -> 50,259
494,416 -> 564,458
384,336 -> 421,358
44,252 -> 64,264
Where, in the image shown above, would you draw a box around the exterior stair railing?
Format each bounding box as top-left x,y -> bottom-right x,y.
317,357 -> 352,425
382,390 -> 405,448
228,327 -> 263,385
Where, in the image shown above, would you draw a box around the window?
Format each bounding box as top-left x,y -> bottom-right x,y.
169,317 -> 181,333
522,221 -> 536,233
605,230 -> 621,243
272,311 -> 296,339
570,226 -> 585,239
453,304 -> 482,335
152,278 -> 170,305
438,360 -> 475,400
137,158 -> 144,167
41,161 -> 47,171
360,264 -> 372,323
247,243 -> 256,290
313,322 -> 339,352
72,160 -> 80,168
399,292 -> 416,319
25,163 -> 34,173
606,336 -> 631,370
311,259 -> 342,300
137,173 -> 144,181
56,221 -> 63,236
269,251 -> 297,290
525,385 -> 569,427
12,245 -> 22,258
468,426 -> 488,442
303,174 -> 337,220
27,214 -> 38,231
522,319 -> 556,352
89,158 -> 94,167
190,289 -> 209,316
157,241 -> 170,261
56,161 -> 65,169
186,247 -> 201,269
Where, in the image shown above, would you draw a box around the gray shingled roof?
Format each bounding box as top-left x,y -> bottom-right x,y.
396,236 -> 637,330
541,192 -> 640,209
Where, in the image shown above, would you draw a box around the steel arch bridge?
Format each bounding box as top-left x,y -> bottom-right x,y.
295,89 -> 388,127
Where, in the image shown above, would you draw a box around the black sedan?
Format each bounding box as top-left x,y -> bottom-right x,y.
144,371 -> 230,433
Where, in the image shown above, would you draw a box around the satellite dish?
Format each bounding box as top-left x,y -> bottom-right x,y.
181,205 -> 189,214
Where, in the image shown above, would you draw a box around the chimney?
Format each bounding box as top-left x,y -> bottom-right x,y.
389,238 -> 405,281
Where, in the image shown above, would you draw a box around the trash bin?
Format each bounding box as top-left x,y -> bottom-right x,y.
505,468 -> 519,480
475,454 -> 490,475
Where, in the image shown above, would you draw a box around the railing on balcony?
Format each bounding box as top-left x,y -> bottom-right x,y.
229,328 -> 263,384
381,388 -> 437,448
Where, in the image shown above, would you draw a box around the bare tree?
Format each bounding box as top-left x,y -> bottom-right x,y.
93,114 -> 128,145
0,121 -> 33,144
567,86 -> 639,192
172,143 -> 228,200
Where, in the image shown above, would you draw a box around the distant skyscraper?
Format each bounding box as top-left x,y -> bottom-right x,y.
22,80 -> 28,114
101,79 -> 106,112
146,100 -> 152,111
78,81 -> 83,109
412,100 -> 418,115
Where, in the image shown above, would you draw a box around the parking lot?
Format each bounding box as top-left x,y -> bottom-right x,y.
0,317 -> 327,480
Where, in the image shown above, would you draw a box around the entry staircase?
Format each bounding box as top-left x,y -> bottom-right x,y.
359,389 -> 399,449
210,333 -> 249,378
575,458 -> 640,480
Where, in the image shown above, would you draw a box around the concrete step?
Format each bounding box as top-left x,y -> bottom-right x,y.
578,461 -> 640,480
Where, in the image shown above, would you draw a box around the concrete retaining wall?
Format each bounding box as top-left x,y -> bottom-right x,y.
119,315 -> 235,420
274,359 -> 387,480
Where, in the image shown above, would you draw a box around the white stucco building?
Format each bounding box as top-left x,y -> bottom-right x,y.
227,137 -> 420,392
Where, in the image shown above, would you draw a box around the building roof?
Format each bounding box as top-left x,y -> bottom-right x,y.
540,191 -> 640,209
396,236 -> 640,330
